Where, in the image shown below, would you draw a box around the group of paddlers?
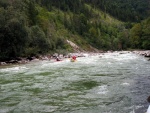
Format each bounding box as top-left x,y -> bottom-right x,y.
56,56 -> 77,62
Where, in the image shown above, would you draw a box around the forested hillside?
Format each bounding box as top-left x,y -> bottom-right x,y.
0,0 -> 150,61
85,0 -> 150,22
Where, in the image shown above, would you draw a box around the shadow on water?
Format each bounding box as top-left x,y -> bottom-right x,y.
130,75 -> 150,113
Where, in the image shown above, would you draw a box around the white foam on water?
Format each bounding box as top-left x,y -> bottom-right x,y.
0,66 -> 28,73
82,53 -> 89,57
121,82 -> 130,86
97,85 -> 108,94
77,55 -> 99,65
0,52 -> 149,113
114,53 -> 138,61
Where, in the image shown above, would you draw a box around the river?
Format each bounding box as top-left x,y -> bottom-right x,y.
0,52 -> 150,113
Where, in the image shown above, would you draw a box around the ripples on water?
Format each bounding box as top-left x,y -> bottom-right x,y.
0,52 -> 150,113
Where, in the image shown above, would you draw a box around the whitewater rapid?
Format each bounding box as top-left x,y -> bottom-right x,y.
0,52 -> 150,113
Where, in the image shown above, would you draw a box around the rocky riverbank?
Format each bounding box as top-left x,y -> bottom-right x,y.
0,52 -> 88,65
132,50 -> 150,58
0,50 -> 150,65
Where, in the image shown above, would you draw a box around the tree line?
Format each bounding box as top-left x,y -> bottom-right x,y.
0,0 -> 149,61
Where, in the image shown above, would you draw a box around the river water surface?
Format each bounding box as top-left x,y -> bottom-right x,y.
0,52 -> 150,113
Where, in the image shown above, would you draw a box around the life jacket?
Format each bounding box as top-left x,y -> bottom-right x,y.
72,56 -> 76,60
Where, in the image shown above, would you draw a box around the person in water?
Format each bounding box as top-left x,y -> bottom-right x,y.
147,96 -> 150,113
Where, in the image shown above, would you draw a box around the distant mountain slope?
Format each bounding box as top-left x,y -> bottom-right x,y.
84,0 -> 150,22
0,0 -> 149,61
38,0 -> 150,22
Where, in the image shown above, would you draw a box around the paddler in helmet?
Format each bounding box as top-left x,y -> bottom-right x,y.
72,56 -> 76,60
71,56 -> 76,62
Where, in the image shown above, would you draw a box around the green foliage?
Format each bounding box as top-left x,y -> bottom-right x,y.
85,0 -> 150,22
25,0 -> 38,26
130,23 -> 142,48
129,18 -> 150,49
0,0 -> 9,8
141,18 -> 150,49
0,0 -> 149,61
0,6 -> 29,61
28,26 -> 50,55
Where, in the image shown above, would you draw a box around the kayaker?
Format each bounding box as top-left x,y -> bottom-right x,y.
147,96 -> 150,113
72,56 -> 76,60
56,57 -> 61,61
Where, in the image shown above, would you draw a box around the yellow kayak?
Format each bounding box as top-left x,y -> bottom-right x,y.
70,59 -> 76,62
